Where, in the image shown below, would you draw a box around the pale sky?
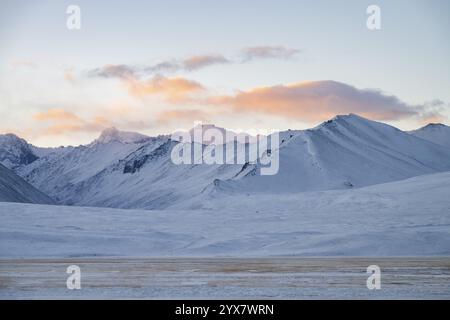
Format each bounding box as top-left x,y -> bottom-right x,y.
0,0 -> 449,146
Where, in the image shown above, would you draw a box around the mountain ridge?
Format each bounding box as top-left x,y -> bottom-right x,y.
1,114 -> 450,209
0,163 -> 54,204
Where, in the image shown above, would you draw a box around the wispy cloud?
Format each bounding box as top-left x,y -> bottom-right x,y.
87,46 -> 297,79
415,99 -> 448,124
183,54 -> 230,71
87,64 -> 137,79
87,54 -> 229,79
418,112 -> 447,124
207,80 -> 420,122
143,61 -> 181,74
241,46 -> 299,61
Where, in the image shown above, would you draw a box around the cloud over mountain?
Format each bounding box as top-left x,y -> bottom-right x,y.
33,108 -> 110,135
207,80 -> 421,122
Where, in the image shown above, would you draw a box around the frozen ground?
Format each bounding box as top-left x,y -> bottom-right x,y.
1,257 -> 449,299
1,171 -> 450,258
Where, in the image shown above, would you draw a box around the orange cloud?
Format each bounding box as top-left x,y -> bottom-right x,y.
418,112 -> 447,125
33,108 -> 110,136
33,108 -> 81,122
39,123 -> 99,136
208,80 -> 418,122
127,76 -> 205,103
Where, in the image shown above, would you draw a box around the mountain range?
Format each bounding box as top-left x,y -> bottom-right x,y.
1,114 -> 449,209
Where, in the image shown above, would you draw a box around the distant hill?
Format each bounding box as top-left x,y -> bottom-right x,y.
409,123 -> 450,148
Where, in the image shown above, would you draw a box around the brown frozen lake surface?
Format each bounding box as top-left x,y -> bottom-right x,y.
1,257 -> 449,299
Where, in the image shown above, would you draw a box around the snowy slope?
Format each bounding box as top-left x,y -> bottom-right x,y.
215,114 -> 450,194
1,171 -> 449,258
0,163 -> 54,204
183,124 -> 259,144
409,123 -> 450,148
14,128 -> 245,208
57,139 -> 243,209
16,128 -> 154,204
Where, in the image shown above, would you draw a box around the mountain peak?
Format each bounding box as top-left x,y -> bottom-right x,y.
409,123 -> 450,148
101,126 -> 119,134
410,123 -> 450,134
333,113 -> 369,122
314,113 -> 372,129
0,133 -> 26,144
94,127 -> 150,144
423,123 -> 448,129
0,133 -> 38,169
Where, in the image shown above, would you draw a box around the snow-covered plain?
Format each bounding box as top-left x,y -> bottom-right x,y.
1,171 -> 450,258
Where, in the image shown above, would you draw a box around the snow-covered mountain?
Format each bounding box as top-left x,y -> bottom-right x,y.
212,114 -> 450,195
0,134 -> 38,170
92,127 -> 151,144
41,137 -> 243,208
0,133 -> 70,168
2,115 -> 450,209
409,123 -> 450,148
4,128 -> 245,208
173,124 -> 258,145
15,127 -> 156,205
0,163 -> 54,204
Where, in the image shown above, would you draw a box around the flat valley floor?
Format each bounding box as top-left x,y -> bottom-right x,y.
1,257 -> 449,299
